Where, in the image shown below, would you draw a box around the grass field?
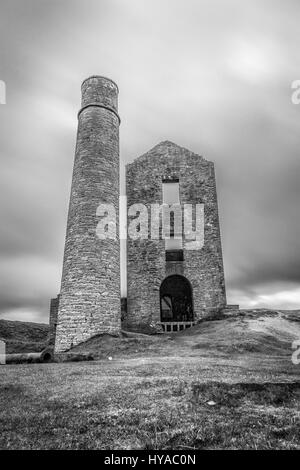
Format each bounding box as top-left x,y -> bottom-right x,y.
1,310 -> 300,450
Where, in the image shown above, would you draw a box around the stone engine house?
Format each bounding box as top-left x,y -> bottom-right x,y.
126,141 -> 226,333
52,76 -> 227,353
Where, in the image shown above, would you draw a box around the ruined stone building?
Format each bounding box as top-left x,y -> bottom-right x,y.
51,76 -> 227,353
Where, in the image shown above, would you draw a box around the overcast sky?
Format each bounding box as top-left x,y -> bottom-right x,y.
0,0 -> 300,323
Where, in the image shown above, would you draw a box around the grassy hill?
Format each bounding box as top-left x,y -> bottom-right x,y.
1,309 -> 299,358
0,319 -> 49,353
70,309 -> 300,359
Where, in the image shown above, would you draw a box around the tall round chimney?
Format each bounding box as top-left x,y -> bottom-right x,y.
55,76 -> 121,352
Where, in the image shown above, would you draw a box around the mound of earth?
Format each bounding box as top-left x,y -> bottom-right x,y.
69,309 -> 300,359
2,309 -> 299,358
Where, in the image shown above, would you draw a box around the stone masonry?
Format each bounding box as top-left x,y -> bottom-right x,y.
126,141 -> 226,330
52,77 -> 228,351
54,76 -> 121,353
49,294 -> 59,345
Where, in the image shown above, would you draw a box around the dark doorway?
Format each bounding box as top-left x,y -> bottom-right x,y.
160,275 -> 194,322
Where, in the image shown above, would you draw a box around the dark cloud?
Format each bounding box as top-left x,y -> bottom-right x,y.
0,0 -> 300,322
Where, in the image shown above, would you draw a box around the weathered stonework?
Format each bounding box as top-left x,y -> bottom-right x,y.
126,141 -> 226,330
49,294 -> 59,345
52,78 -> 228,349
54,76 -> 121,353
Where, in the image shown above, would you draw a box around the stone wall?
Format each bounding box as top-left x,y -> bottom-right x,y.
126,141 -> 226,330
49,294 -> 59,345
121,297 -> 127,322
54,76 -> 121,353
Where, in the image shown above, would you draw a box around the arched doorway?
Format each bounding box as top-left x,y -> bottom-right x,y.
160,275 -> 194,322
